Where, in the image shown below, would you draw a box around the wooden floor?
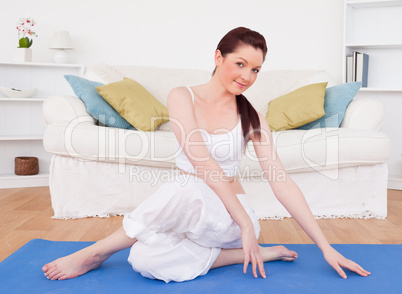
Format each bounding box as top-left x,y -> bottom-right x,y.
0,187 -> 401,262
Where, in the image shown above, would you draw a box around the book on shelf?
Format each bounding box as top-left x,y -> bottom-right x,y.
346,55 -> 353,83
353,51 -> 358,84
356,52 -> 369,87
346,51 -> 369,87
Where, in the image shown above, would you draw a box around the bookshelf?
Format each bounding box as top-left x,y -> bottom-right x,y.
343,0 -> 402,90
343,0 -> 402,189
0,62 -> 84,188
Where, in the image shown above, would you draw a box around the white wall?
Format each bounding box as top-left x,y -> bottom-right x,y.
1,0 -> 401,180
0,0 -> 344,81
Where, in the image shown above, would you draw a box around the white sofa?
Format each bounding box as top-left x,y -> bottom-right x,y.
42,65 -> 392,220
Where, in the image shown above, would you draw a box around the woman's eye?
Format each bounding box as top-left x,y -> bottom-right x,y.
253,69 -> 260,73
236,63 -> 244,68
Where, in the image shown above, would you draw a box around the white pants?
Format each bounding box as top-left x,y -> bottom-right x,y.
122,174 -> 260,283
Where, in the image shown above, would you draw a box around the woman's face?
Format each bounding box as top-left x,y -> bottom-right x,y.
215,44 -> 264,95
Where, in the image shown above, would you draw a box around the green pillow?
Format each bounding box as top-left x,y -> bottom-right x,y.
96,78 -> 170,132
265,82 -> 327,131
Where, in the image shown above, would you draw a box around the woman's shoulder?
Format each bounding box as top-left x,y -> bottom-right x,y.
167,87 -> 194,117
168,86 -> 192,100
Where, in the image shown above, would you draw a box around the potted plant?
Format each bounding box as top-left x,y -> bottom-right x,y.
13,17 -> 38,62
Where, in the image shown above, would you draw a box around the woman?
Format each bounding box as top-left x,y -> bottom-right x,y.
42,27 -> 370,282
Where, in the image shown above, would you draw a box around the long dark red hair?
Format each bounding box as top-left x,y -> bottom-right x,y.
214,27 -> 267,149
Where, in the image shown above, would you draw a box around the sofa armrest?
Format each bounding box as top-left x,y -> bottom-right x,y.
43,95 -> 96,125
340,98 -> 385,131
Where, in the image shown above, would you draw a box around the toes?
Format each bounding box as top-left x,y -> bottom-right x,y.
290,251 -> 298,261
58,275 -> 69,281
42,261 -> 57,273
48,269 -> 62,280
45,265 -> 59,276
279,248 -> 298,261
282,256 -> 297,262
43,262 -> 63,280
53,272 -> 66,281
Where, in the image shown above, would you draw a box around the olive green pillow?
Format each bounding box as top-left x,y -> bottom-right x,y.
265,82 -> 327,131
96,78 -> 169,132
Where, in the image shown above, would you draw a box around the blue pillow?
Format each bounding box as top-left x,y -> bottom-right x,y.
297,81 -> 361,130
64,75 -> 135,129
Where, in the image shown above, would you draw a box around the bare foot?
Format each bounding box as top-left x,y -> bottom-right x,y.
42,244 -> 110,280
260,245 -> 298,262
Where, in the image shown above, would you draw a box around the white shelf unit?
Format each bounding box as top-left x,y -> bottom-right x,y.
343,1 -> 402,89
0,135 -> 44,141
359,88 -> 402,92
345,43 -> 402,49
344,0 -> 402,189
0,98 -> 46,102
346,0 -> 402,8
0,62 -> 84,188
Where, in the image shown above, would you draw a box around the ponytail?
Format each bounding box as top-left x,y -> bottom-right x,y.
236,94 -> 261,151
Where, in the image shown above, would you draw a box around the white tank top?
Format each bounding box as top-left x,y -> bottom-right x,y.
174,87 -> 244,177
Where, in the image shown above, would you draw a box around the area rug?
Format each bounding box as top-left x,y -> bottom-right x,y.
0,239 -> 400,294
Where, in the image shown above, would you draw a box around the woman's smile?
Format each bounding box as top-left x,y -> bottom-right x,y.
234,80 -> 247,88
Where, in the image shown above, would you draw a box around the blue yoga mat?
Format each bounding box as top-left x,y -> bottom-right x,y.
0,239 -> 401,294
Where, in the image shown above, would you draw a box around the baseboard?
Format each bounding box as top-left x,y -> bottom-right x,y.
388,176 -> 402,191
0,173 -> 49,189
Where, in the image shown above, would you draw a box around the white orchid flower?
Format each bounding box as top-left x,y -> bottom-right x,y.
16,16 -> 38,48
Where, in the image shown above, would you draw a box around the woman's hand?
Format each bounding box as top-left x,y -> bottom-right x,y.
241,226 -> 266,278
323,246 -> 371,279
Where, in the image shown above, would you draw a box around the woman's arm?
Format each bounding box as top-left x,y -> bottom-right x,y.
167,87 -> 265,278
251,112 -> 370,279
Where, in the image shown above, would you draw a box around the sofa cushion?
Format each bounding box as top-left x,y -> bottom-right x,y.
297,82 -> 361,130
265,82 -> 327,131
96,78 -> 170,132
64,75 -> 133,129
43,123 -> 391,174
84,63 -> 125,84
241,128 -> 391,174
113,66 -> 212,107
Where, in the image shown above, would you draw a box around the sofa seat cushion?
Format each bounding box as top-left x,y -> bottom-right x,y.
44,123 -> 391,174
44,122 -> 178,168
241,128 -> 391,174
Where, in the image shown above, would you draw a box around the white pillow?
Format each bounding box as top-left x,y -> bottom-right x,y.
84,63 -> 125,84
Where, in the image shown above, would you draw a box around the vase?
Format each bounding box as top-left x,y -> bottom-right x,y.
13,48 -> 32,62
